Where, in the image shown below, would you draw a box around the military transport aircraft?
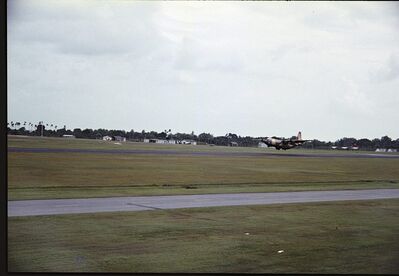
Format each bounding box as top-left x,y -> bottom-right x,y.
260,131 -> 311,150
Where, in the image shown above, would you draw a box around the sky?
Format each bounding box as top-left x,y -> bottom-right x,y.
7,1 -> 399,142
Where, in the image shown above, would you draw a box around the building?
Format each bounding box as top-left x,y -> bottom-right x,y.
375,148 -> 387,152
229,141 -> 238,147
102,136 -> 112,141
113,136 -> 126,142
62,134 -> 75,138
387,148 -> 398,152
143,138 -> 197,145
143,139 -> 176,144
180,140 -> 197,145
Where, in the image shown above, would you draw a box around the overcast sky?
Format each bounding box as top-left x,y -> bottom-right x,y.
7,1 -> 399,141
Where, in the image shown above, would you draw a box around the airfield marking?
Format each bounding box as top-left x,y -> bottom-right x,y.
126,202 -> 164,211
8,189 -> 399,217
7,147 -> 399,158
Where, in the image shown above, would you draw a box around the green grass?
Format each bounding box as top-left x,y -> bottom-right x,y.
8,199 -> 399,273
8,136 -> 399,273
8,136 -> 399,200
8,135 -> 265,152
8,134 -> 399,155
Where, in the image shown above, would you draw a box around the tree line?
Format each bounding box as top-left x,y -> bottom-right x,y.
7,121 -> 399,150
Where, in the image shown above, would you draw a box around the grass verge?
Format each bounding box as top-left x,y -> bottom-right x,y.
8,199 -> 399,273
8,151 -> 399,200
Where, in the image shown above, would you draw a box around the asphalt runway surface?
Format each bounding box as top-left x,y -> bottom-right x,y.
8,189 -> 399,217
8,147 -> 399,158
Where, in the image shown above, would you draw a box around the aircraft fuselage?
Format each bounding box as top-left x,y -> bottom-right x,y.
260,132 -> 309,150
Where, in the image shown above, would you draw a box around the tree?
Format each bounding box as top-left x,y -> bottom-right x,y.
380,136 -> 392,148
357,138 -> 373,150
82,129 -> 95,139
198,133 -> 214,144
36,124 -> 45,136
73,128 -> 82,138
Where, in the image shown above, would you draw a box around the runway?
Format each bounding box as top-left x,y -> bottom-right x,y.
8,189 -> 399,217
8,147 -> 399,158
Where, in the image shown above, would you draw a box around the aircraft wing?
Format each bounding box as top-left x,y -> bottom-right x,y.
294,140 -> 312,143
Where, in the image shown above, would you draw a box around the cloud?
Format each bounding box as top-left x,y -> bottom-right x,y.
173,37 -> 244,74
8,0 -> 164,57
7,1 -> 399,141
336,77 -> 375,115
372,54 -> 399,82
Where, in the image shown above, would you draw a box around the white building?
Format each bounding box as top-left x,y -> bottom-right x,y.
181,140 -> 197,145
143,139 -> 176,144
113,136 -> 126,142
102,136 -> 112,141
62,134 -> 75,138
375,148 -> 387,152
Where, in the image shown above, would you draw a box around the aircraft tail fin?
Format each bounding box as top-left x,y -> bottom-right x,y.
297,131 -> 302,140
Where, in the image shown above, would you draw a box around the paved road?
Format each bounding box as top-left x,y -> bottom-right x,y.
8,189 -> 399,217
8,147 -> 399,158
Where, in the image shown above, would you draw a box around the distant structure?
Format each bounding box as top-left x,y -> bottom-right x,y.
377,148 -> 399,152
62,134 -> 75,138
331,145 -> 358,150
180,140 -> 197,145
102,136 -> 112,141
229,141 -> 238,147
258,142 -> 268,148
375,148 -> 387,152
144,139 -> 197,145
143,139 -> 176,144
113,136 -> 126,142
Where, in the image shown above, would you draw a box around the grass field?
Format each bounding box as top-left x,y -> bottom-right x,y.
8,136 -> 399,200
8,199 -> 399,273
8,134 -> 399,154
7,135 -> 399,273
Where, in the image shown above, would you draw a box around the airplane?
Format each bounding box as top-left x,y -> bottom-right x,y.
260,131 -> 311,150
